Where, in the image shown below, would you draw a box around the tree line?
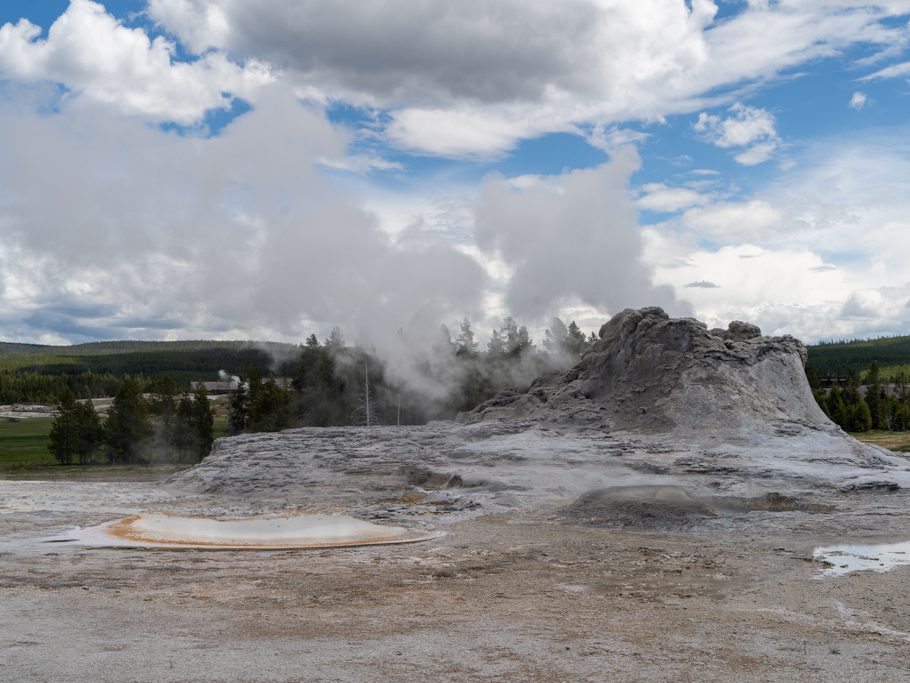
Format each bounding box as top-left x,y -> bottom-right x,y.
806,334 -> 910,376
0,348 -> 277,405
39,315 -> 596,466
49,376 -> 213,466
44,319 -> 910,468
0,370 -> 122,404
809,362 -> 910,432
225,317 -> 598,432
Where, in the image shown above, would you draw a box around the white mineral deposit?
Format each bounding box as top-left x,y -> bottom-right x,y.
68,513 -> 437,550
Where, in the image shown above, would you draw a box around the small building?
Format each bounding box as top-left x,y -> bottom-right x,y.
190,380 -> 238,395
190,378 -> 294,395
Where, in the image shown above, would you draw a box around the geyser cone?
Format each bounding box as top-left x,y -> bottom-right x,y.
464,306 -> 831,436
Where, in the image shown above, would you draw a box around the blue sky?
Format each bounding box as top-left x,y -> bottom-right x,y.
0,0 -> 909,347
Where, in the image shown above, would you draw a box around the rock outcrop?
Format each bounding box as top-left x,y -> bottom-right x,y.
464,306 -> 830,437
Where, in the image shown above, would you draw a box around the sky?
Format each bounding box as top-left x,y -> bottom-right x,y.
0,0 -> 909,351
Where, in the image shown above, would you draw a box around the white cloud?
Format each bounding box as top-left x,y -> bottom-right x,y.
385,108 -> 543,159
645,235 -> 910,340
695,103 -> 780,165
681,200 -> 783,242
849,91 -> 868,109
645,131 -> 910,339
733,141 -> 779,166
585,125 -> 650,153
147,0 -> 910,156
474,147 -> 689,320
0,0 -> 271,123
317,154 -> 403,174
840,290 -> 886,319
695,104 -> 777,148
0,87 -> 485,344
861,60 -> 910,81
638,183 -> 709,212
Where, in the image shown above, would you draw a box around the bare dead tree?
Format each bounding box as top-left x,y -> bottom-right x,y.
351,358 -> 381,427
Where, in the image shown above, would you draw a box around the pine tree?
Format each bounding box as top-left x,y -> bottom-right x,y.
227,381 -> 248,435
173,394 -> 195,461
455,319 -> 478,356
827,385 -> 848,428
104,377 -> 151,464
566,321 -> 589,357
543,318 -> 569,354
72,401 -> 102,465
191,384 -> 214,460
487,329 -> 505,357
49,389 -> 78,466
50,392 -> 103,466
851,399 -> 873,432
805,366 -> 821,390
326,327 -> 345,350
248,378 -> 292,432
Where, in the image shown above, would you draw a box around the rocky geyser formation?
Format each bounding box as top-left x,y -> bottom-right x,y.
167,307 -> 909,519
464,306 -> 831,437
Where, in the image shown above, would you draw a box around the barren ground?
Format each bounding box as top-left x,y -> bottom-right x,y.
2,471 -> 910,682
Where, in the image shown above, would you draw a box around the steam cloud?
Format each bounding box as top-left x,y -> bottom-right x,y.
0,85 -> 687,398
474,147 -> 689,320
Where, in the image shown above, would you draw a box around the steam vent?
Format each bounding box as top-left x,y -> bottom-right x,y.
465,306 -> 829,436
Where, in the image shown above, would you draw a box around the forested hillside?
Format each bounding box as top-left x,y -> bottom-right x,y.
0,341 -> 295,401
807,335 -> 910,378
0,339 -> 298,358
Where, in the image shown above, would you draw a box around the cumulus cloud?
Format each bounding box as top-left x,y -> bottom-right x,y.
841,290 -> 885,319
645,131 -> 910,339
2,0 -> 909,354
0,0 -> 271,123
0,87 -> 486,345
473,147 -> 689,320
147,0 -> 910,156
695,103 -> 780,165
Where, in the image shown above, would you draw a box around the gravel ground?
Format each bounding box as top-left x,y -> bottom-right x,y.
2,472 -> 910,682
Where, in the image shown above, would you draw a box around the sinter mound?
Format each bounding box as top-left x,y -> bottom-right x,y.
464,306 -> 831,437
168,306 -> 906,522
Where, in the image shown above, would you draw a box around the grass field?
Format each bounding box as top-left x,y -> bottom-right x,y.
0,417 -> 56,466
0,414 -> 230,479
852,430 -> 910,452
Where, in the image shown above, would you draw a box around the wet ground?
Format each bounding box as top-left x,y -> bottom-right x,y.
69,512 -> 437,550
814,540 -> 910,577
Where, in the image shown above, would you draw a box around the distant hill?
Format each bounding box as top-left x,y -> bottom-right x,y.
0,339 -> 299,357
0,339 -> 301,382
807,335 -> 910,378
